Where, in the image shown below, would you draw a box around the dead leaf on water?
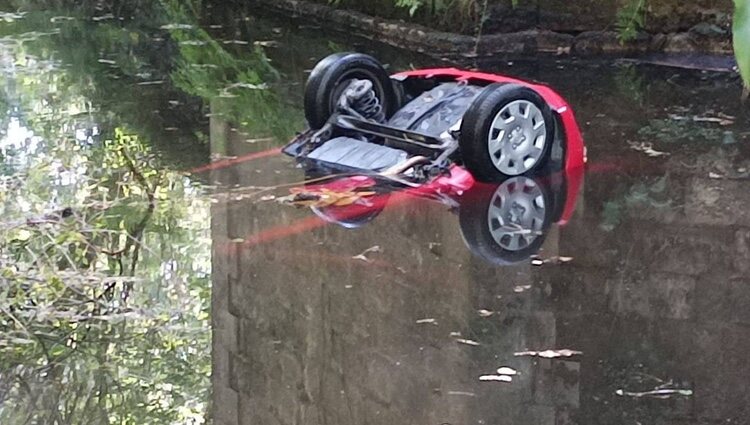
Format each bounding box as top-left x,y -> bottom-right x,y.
447,391 -> 476,396
92,14 -> 114,21
159,23 -> 193,30
628,141 -> 670,157
616,388 -> 693,398
352,245 -> 382,263
479,375 -> 512,382
244,137 -> 275,144
531,256 -> 574,266
669,113 -> 735,126
254,40 -> 280,47
282,188 -> 377,208
223,82 -> 267,91
1,11 -> 26,22
222,39 -> 250,45
50,16 -> 75,22
496,367 -> 518,376
514,349 -> 582,358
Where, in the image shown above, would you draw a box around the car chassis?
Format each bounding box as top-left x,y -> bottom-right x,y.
284,64 -> 586,185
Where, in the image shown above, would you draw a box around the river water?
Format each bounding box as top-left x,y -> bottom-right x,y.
1,2 -> 750,424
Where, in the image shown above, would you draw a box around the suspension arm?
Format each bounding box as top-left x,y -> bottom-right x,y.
335,115 -> 449,155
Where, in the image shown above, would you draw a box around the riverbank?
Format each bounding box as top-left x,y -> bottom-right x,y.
249,0 -> 734,58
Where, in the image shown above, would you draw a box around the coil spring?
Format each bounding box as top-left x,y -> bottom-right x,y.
346,80 -> 386,123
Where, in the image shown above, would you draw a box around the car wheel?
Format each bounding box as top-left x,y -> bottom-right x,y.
304,52 -> 398,129
460,83 -> 555,181
459,176 -> 553,265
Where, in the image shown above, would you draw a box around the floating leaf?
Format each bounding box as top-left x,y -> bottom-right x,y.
352,245 -> 381,262
455,338 -> 480,346
515,349 -> 582,358
616,388 -> 693,398
628,141 -> 670,157
496,367 -> 518,376
480,375 -> 512,382
282,188 -> 376,208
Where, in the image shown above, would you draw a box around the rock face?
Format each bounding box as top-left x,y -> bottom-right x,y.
535,0 -> 732,34
300,0 -> 734,36
252,0 -> 735,56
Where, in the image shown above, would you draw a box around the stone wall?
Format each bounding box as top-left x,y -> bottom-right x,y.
249,0 -> 735,57
301,0 -> 734,35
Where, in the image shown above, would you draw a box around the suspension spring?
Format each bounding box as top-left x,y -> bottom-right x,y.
345,79 -> 386,123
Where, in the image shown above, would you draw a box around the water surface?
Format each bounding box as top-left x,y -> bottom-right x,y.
1,2 -> 749,424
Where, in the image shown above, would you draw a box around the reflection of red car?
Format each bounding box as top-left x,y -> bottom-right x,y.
284,52 -> 585,181
281,53 -> 585,264
292,160 -> 582,265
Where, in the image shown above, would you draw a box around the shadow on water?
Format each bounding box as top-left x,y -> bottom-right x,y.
1,0 -> 750,424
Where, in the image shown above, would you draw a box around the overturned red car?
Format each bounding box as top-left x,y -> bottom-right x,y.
282,53 -> 586,263
285,52 -> 585,180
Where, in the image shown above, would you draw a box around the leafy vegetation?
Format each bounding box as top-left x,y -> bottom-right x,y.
0,0 -> 313,415
616,0 -> 647,43
0,11 -> 215,422
322,0 -> 650,42
0,125 -> 211,424
162,0 -> 305,140
734,0 -> 749,98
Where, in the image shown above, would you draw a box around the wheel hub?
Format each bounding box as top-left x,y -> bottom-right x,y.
487,100 -> 547,175
487,177 -> 546,251
509,126 -> 526,149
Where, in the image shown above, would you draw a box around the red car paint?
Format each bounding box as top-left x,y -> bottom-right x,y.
237,162 -> 583,250
394,68 -> 586,174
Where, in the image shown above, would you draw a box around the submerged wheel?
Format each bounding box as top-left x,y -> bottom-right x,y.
460,83 -> 555,181
459,176 -> 553,265
304,52 -> 398,129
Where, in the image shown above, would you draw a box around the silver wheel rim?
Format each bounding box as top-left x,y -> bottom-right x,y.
487,177 -> 546,251
487,100 -> 547,175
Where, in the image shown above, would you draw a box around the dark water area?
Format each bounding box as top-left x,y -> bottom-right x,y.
1,1 -> 750,424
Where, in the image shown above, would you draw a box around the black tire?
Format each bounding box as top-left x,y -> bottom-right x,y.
304,52 -> 398,129
459,177 -> 554,265
460,83 -> 555,182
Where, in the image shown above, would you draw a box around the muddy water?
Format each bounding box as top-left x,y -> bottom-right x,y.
209,18 -> 750,425
2,2 -> 750,424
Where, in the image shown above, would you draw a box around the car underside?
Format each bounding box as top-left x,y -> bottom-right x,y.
284,53 -> 585,185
